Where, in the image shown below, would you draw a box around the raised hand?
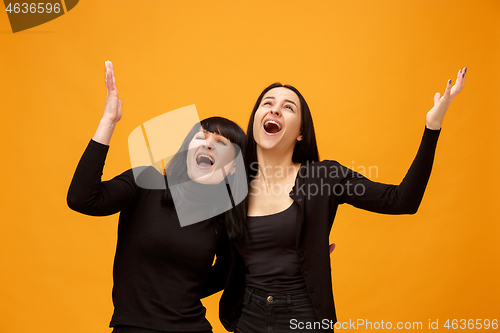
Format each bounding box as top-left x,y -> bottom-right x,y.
426,67 -> 467,130
103,60 -> 123,124
92,61 -> 123,145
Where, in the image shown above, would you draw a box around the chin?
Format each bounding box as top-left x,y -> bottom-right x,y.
255,135 -> 281,151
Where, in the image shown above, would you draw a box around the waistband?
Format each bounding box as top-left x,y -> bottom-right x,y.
245,286 -> 311,303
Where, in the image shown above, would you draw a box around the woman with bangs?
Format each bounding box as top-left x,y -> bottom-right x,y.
220,68 -> 467,332
67,61 -> 247,333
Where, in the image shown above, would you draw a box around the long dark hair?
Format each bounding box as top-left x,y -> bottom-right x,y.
246,83 -> 320,180
161,117 -> 247,239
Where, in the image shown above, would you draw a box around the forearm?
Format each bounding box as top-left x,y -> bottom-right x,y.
92,117 -> 117,146
67,139 -> 111,214
67,140 -> 136,216
395,126 -> 440,213
340,127 -> 440,214
202,262 -> 228,298
202,240 -> 231,298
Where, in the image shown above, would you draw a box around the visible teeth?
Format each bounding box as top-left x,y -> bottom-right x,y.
264,120 -> 282,130
198,154 -> 214,164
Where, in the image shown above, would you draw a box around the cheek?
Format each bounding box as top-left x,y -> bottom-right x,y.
186,152 -> 194,171
252,112 -> 264,133
252,121 -> 259,134
220,149 -> 236,165
254,109 -> 265,124
289,115 -> 302,131
186,142 -> 200,166
186,144 -> 195,158
187,139 -> 203,157
188,139 -> 198,150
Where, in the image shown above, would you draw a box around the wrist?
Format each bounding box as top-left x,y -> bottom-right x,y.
425,122 -> 441,130
426,114 -> 443,130
99,116 -> 118,128
92,118 -> 117,146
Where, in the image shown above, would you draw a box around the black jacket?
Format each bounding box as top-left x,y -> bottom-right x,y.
219,127 -> 441,331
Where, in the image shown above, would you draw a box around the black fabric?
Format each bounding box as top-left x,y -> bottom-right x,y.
112,326 -> 212,333
67,139 -> 231,332
236,202 -> 307,292
220,127 -> 441,331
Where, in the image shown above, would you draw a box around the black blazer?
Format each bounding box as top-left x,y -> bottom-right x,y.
219,127 -> 440,331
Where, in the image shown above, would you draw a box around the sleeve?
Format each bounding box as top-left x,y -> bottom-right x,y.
67,139 -> 139,216
338,127 -> 441,214
202,233 -> 231,298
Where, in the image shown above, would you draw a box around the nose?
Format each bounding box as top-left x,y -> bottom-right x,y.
270,106 -> 281,117
202,135 -> 214,150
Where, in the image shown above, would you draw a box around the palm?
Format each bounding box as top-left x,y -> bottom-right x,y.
426,67 -> 467,130
103,61 -> 122,123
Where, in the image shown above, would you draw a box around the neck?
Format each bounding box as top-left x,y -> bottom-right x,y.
254,145 -> 300,186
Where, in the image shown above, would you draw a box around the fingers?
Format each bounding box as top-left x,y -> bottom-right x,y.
459,66 -> 467,79
450,66 -> 466,97
105,61 -> 109,88
444,78 -> 452,97
105,61 -> 112,92
111,61 -> 116,90
105,60 -> 118,95
434,92 -> 441,106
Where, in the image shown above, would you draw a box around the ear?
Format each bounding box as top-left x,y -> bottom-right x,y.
297,133 -> 303,141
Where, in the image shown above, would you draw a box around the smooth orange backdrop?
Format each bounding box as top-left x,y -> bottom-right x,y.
0,1 -> 498,332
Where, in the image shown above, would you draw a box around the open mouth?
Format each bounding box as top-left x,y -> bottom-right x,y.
196,153 -> 214,169
263,119 -> 282,135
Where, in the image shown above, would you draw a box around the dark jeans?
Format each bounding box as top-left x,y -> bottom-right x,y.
111,326 -> 212,333
236,287 -> 333,333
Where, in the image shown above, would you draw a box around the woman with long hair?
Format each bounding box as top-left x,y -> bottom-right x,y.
67,61 -> 247,333
220,68 -> 467,332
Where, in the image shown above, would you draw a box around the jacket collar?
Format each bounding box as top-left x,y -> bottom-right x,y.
289,162 -> 307,246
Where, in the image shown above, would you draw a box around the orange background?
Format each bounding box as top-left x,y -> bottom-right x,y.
0,1 -> 499,332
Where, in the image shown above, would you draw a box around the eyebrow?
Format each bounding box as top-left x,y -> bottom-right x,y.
263,96 -> 297,107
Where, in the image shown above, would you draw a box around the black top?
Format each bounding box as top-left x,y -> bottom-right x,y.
219,127 -> 441,331
67,140 -> 230,332
236,202 -> 307,292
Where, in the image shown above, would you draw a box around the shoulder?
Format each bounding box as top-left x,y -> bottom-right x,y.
299,160 -> 344,168
118,166 -> 167,190
297,160 -> 347,177
294,160 -> 361,189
